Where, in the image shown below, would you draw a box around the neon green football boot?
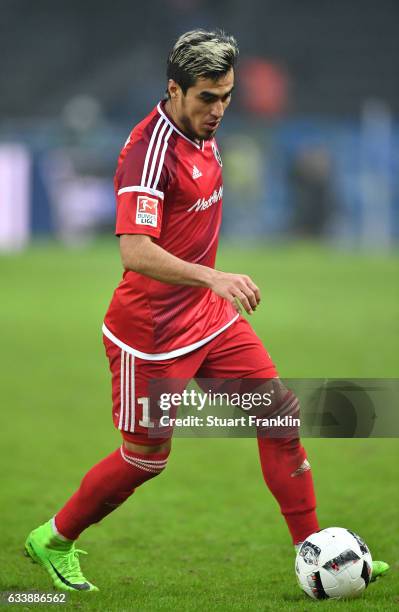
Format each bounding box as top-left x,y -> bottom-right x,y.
25,520 -> 98,592
371,560 -> 390,582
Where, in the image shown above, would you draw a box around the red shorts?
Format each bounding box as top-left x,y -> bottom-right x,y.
103,316 -> 278,445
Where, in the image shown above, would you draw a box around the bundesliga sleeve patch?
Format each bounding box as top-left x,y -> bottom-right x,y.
135,196 -> 158,227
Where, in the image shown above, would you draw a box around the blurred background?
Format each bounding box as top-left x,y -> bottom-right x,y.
1,0 -> 399,249
1,4 -> 398,604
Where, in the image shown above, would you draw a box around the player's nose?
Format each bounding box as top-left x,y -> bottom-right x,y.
211,100 -> 224,119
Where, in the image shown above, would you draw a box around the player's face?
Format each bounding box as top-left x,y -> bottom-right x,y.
170,69 -> 234,141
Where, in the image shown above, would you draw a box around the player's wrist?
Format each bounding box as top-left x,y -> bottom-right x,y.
193,264 -> 218,289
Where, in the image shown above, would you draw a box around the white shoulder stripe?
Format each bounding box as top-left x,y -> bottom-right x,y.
152,126 -> 173,190
118,186 -> 164,199
140,116 -> 165,186
146,121 -> 169,188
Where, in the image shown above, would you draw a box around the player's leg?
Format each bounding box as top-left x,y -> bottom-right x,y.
196,316 -> 319,545
24,436 -> 169,592
254,379 -> 319,545
25,339 -> 174,591
52,438 -> 171,542
256,382 -> 389,580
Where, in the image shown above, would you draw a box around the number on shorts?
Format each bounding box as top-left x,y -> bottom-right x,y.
138,397 -> 155,428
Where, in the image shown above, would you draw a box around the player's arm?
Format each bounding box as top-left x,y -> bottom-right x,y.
120,234 -> 260,315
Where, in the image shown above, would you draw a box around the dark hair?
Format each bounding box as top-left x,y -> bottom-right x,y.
166,29 -> 239,95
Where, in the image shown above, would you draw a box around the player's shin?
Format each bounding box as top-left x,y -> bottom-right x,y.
257,391 -> 319,544
54,444 -> 170,541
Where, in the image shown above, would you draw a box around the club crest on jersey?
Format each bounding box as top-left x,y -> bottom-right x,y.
136,196 -> 158,227
212,142 -> 223,167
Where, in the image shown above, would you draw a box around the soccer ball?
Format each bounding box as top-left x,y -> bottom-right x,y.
295,527 -> 372,600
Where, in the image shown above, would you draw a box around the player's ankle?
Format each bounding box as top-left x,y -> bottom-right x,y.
50,517 -> 74,546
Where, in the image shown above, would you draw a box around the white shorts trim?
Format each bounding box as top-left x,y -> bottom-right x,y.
102,314 -> 239,361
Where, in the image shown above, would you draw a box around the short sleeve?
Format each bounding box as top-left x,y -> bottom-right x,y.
115,186 -> 164,238
114,135 -> 169,238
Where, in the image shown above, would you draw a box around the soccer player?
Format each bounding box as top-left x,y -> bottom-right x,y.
25,29 -> 389,592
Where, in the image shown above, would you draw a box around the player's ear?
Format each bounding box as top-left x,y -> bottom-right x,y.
167,79 -> 180,100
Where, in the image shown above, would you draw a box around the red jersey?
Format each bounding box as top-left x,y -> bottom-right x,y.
103,101 -> 237,359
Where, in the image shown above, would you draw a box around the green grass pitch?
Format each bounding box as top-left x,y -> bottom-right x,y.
0,240 -> 398,610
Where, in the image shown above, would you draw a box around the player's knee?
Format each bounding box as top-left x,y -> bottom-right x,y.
121,438 -> 171,479
254,380 -> 301,439
270,382 -> 301,420
256,382 -> 305,468
123,438 -> 171,457
249,379 -> 301,421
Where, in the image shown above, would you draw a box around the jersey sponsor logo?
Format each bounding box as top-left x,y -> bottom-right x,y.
212,142 -> 223,167
136,196 -> 158,227
187,185 -> 223,213
192,165 -> 202,179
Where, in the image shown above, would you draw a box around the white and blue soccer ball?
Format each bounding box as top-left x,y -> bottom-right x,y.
295,527 -> 372,600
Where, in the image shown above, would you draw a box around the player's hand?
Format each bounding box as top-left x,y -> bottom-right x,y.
209,270 -> 261,315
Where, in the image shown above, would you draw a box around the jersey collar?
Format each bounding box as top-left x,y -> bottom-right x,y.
157,101 -> 205,151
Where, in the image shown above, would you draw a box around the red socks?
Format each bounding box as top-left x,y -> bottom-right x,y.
257,436 -> 319,544
54,446 -> 169,540
53,424 -> 317,546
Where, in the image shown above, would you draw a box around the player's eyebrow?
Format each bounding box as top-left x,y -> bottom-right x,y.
198,86 -> 234,101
